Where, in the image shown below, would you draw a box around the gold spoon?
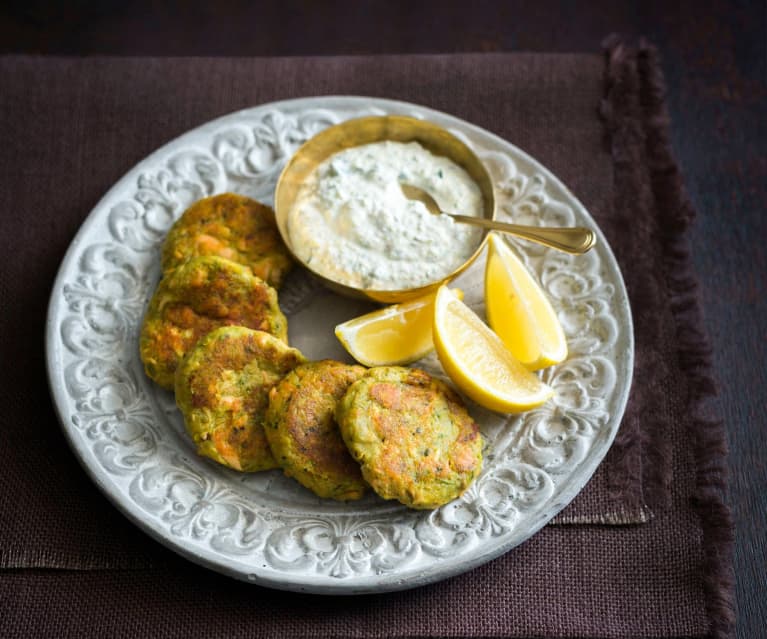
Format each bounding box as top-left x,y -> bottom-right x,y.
400,183 -> 596,254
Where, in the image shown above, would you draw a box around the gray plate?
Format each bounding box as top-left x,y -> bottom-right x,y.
45,96 -> 633,594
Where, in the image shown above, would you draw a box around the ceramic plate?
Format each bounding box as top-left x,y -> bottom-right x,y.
46,96 -> 633,594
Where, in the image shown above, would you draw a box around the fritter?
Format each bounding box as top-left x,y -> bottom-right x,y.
265,360 -> 368,501
139,255 -> 288,389
336,366 -> 482,510
175,326 -> 305,472
161,193 -> 293,288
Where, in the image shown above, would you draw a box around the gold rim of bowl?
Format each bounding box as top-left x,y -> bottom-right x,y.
274,115 -> 497,303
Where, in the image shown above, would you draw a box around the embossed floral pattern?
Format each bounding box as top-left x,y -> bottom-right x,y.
265,515 -> 420,577
129,456 -> 267,554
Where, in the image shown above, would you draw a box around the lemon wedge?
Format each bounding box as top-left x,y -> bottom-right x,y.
485,234 -> 568,370
334,290 -> 462,367
433,285 -> 553,413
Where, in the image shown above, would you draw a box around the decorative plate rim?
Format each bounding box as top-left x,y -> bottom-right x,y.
45,95 -> 633,594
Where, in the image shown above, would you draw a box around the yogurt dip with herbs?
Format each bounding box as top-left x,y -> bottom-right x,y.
287,140 -> 484,290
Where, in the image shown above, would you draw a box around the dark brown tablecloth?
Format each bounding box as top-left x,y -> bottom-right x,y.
0,42 -> 733,638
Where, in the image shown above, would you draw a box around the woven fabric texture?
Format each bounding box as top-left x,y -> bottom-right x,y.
0,48 -> 733,638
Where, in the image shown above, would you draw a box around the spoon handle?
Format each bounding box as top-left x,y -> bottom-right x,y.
450,214 -> 597,254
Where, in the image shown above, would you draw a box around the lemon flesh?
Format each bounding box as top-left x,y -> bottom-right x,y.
433,285 -> 553,413
485,234 -> 567,370
335,291 -> 461,367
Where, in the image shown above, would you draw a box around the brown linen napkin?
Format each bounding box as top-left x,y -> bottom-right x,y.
0,43 -> 733,638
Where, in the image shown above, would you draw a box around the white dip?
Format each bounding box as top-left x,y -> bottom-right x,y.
287,140 -> 484,290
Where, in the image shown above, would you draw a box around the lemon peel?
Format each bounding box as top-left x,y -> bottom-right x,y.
334,290 -> 462,367
432,285 -> 553,413
485,234 -> 567,370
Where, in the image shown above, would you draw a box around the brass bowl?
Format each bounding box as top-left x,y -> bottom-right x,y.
274,115 -> 496,303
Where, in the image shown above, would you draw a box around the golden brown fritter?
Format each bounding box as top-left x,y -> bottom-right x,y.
161,193 -> 293,288
265,360 -> 368,500
336,366 -> 482,509
175,326 -> 305,472
139,256 -> 288,389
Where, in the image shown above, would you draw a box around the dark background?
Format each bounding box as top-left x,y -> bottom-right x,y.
2,1 -> 764,636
